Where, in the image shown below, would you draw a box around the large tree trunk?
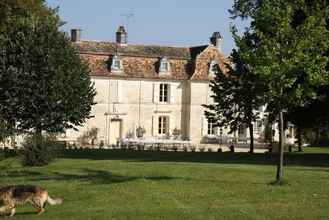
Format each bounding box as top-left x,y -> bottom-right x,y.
297,126 -> 303,152
315,127 -> 320,145
276,111 -> 285,184
35,128 -> 43,147
249,123 -> 254,153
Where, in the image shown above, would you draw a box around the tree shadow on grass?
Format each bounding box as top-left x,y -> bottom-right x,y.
0,168 -> 183,185
14,211 -> 37,216
0,170 -> 43,178
61,149 -> 329,167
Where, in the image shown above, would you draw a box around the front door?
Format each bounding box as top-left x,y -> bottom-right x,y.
109,119 -> 121,145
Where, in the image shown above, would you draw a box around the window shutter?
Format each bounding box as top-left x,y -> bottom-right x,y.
169,114 -> 176,135
201,116 -> 207,136
110,81 -> 118,103
170,84 -> 175,104
153,83 -> 159,103
152,115 -> 158,136
117,81 -> 122,103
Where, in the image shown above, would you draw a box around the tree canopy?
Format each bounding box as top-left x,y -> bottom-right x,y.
231,0 -> 329,183
204,32 -> 267,153
0,1 -> 96,134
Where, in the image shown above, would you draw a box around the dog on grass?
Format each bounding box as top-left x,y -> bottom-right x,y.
0,185 -> 63,217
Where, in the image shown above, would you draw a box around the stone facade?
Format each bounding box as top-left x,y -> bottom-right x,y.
64,27 -> 295,146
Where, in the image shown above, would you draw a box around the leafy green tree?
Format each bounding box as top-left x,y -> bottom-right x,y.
0,117 -> 14,147
231,0 -> 329,183
0,0 -> 53,31
287,85 -> 329,149
0,2 -> 96,165
204,33 -> 266,153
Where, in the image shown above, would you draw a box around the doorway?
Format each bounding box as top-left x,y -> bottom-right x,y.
109,119 -> 122,145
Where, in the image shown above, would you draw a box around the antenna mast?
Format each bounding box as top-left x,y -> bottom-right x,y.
120,13 -> 134,34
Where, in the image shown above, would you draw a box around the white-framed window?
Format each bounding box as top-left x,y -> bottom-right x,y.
253,120 -> 262,134
238,125 -> 246,137
159,57 -> 171,74
158,116 -> 169,135
159,83 -> 169,103
111,55 -> 123,73
209,60 -> 217,75
207,119 -> 216,135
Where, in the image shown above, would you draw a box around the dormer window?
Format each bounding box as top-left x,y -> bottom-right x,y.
209,60 -> 217,75
159,57 -> 171,75
111,55 -> 123,73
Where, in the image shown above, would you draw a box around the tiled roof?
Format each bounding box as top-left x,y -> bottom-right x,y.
75,41 -> 227,80
76,41 -> 192,59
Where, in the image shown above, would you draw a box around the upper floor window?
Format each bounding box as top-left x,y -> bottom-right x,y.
159,57 -> 171,74
158,116 -> 169,135
111,55 -> 123,73
209,60 -> 217,75
159,83 -> 169,103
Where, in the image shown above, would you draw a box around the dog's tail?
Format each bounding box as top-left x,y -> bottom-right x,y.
47,196 -> 63,205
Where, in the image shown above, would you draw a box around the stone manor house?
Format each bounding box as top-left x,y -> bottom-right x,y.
65,26 -> 295,146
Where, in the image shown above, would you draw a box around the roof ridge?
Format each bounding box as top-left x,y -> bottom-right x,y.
77,40 -> 209,50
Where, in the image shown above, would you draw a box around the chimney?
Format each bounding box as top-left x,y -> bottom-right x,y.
71,29 -> 82,42
116,26 -> 127,45
210,31 -> 222,50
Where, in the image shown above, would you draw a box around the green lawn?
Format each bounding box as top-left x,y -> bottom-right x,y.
0,149 -> 328,220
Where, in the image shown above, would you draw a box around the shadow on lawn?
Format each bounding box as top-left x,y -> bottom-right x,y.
0,168 -> 183,185
61,149 -> 329,167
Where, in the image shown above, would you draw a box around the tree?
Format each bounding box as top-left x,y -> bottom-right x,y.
0,0 -> 53,31
231,0 -> 329,183
204,34 -> 266,153
0,2 -> 96,164
0,117 -> 14,147
286,85 -> 329,150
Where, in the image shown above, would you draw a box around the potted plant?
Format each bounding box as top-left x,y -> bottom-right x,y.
136,126 -> 146,138
172,128 -> 181,140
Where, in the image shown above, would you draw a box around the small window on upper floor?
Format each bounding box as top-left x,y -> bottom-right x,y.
159,57 -> 171,74
159,83 -> 169,103
111,54 -> 123,73
209,60 -> 218,75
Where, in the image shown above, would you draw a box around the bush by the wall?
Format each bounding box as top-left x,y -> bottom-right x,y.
21,134 -> 60,166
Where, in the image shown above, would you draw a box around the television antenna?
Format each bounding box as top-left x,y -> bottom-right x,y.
120,13 -> 134,33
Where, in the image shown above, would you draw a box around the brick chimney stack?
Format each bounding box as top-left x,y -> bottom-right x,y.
210,31 -> 222,50
71,29 -> 82,42
116,26 -> 127,45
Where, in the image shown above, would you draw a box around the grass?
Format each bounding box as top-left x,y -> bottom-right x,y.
0,148 -> 328,220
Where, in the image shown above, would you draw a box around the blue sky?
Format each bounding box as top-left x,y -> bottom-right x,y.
46,0 -> 248,56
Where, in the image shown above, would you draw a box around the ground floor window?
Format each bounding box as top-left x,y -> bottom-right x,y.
238,125 -> 246,137
253,120 -> 262,134
158,116 -> 169,135
287,126 -> 294,138
207,119 -> 216,135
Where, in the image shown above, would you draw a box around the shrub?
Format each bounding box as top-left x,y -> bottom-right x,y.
99,140 -> 105,149
199,147 -> 205,152
77,127 -> 99,147
172,128 -> 181,139
137,145 -> 145,151
190,146 -> 196,152
21,134 -> 59,166
136,127 -> 146,138
207,148 -> 213,152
